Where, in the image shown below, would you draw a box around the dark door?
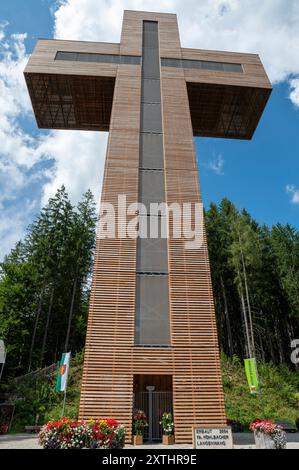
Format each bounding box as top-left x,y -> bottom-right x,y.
134,390 -> 173,441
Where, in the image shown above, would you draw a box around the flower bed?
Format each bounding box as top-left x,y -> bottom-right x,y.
250,419 -> 287,449
38,417 -> 125,449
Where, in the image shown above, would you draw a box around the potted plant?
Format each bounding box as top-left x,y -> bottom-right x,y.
161,412 -> 174,445
0,423 -> 9,435
132,409 -> 147,445
250,419 -> 287,449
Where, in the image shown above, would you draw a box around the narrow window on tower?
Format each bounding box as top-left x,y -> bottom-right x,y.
134,21 -> 170,347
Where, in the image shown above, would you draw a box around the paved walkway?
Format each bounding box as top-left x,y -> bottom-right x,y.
0,433 -> 299,449
0,434 -> 41,449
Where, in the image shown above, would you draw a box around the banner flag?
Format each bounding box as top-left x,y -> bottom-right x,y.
56,352 -> 71,392
244,358 -> 259,394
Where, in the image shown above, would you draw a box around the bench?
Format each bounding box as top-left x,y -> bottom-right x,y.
25,425 -> 41,433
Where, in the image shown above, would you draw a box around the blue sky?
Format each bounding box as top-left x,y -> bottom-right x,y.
0,0 -> 298,259
198,82 -> 299,227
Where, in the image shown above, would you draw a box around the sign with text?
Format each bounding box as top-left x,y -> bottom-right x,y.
193,426 -> 233,449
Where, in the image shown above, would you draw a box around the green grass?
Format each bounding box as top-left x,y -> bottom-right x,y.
222,354 -> 299,427
7,352 -> 83,432
5,352 -> 299,432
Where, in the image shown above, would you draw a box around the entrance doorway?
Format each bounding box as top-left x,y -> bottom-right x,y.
133,375 -> 173,442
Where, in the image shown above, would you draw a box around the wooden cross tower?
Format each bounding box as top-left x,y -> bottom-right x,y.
24,10 -> 271,443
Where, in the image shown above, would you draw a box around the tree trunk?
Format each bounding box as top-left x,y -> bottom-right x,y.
40,287 -> 54,368
238,232 -> 256,357
258,329 -> 265,362
28,286 -> 44,372
238,271 -> 252,358
266,321 -> 276,363
220,274 -> 233,356
274,320 -> 284,363
64,272 -> 78,352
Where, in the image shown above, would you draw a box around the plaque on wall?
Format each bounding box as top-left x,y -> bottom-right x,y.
193,426 -> 233,449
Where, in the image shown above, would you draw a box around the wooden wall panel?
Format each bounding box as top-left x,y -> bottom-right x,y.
78,10 -> 227,445
25,39 -> 120,77
181,47 -> 272,89
23,10 -> 271,444
54,11 -> 272,443
120,10 -> 181,57
161,63 -> 226,442
79,60 -> 140,442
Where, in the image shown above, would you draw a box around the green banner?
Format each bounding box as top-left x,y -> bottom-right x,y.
244,358 -> 259,394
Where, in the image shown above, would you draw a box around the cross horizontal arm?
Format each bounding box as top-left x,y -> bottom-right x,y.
24,38 -> 271,138
24,39 -> 123,131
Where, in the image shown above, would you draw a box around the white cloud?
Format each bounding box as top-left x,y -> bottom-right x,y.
205,154 -> 224,175
286,184 -> 299,205
0,199 -> 39,260
0,27 -> 106,259
289,78 -> 299,108
1,0 -> 299,258
53,0 -> 299,105
39,130 -> 107,207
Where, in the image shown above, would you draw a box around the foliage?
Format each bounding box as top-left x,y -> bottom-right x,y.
38,417 -> 125,449
8,351 -> 83,432
6,352 -> 299,434
0,187 -> 96,379
205,199 -> 299,364
132,409 -> 148,436
160,412 -> 174,435
222,354 -> 299,427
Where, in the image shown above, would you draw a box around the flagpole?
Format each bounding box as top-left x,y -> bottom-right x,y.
61,387 -> 67,418
61,353 -> 71,418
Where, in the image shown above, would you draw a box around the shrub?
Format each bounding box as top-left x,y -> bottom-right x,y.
227,419 -> 244,433
38,417 -> 125,449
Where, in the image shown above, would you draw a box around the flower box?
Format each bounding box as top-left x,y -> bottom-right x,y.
132,435 -> 143,445
162,434 -> 175,445
254,431 -> 275,449
250,419 -> 286,449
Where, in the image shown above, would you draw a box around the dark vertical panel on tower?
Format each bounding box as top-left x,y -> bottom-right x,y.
135,21 -> 170,345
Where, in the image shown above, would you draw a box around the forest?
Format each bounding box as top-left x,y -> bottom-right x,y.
0,187 -> 96,378
0,188 -> 298,381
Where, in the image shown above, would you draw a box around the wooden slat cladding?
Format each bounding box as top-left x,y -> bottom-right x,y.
120,10 -> 182,57
24,10 -> 271,444
79,12 -> 227,444
161,61 -> 227,439
79,61 -> 140,440
181,47 -> 271,87
25,39 -> 120,76
24,15 -> 271,136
